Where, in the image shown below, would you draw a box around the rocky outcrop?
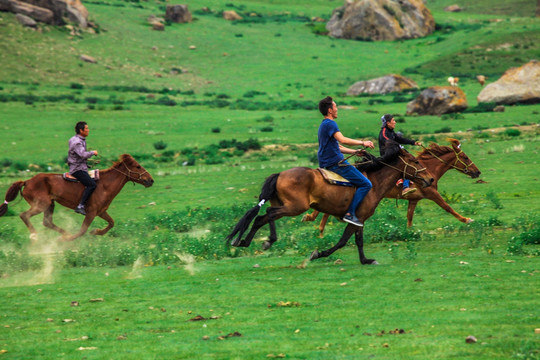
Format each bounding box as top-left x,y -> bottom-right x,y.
1,0 -> 88,27
347,74 -> 418,95
444,5 -> 462,12
406,86 -> 468,115
477,60 -> 540,105
165,4 -> 191,23
326,0 -> 435,41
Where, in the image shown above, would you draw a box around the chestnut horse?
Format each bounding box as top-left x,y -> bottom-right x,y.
302,139 -> 481,236
0,154 -> 154,241
227,143 -> 434,264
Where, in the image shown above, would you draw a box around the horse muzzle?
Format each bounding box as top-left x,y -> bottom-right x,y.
143,178 -> 154,187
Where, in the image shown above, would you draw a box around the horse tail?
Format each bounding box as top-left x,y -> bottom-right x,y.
0,181 -> 24,217
226,173 -> 280,245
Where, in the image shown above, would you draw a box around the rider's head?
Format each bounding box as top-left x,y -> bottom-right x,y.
319,96 -> 334,117
75,121 -> 88,135
381,114 -> 394,128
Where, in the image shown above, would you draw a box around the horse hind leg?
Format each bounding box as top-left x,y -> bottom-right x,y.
241,205 -> 290,248
262,219 -> 277,250
91,211 -> 114,236
42,202 -> 67,235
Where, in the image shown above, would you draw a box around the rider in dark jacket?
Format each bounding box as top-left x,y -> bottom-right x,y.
378,114 -> 422,196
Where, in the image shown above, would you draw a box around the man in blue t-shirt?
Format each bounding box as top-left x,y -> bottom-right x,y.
317,96 -> 374,227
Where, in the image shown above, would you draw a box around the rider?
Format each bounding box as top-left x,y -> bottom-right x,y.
68,121 -> 98,215
317,96 -> 375,227
379,114 -> 422,196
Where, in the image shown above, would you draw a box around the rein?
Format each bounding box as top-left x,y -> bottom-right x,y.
112,160 -> 148,183
420,144 -> 476,174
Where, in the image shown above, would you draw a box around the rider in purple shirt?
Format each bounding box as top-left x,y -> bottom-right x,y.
68,121 -> 98,215
317,96 -> 374,227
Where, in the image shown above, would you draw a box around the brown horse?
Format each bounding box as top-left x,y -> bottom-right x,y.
227,143 -> 434,264
302,139 -> 481,236
0,154 -> 154,241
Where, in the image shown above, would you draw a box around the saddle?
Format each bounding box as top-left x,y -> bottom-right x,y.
317,168 -> 353,187
63,169 -> 100,182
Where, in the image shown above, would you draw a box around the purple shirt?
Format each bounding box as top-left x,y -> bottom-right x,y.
68,135 -> 94,174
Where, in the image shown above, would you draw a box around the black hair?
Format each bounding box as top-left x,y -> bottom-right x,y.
319,96 -> 333,116
75,121 -> 87,134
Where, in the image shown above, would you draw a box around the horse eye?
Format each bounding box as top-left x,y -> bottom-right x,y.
137,166 -> 141,169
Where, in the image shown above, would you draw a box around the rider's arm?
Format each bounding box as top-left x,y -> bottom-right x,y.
339,145 -> 358,155
334,131 -> 374,149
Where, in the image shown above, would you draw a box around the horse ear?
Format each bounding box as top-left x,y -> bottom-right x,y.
446,138 -> 460,148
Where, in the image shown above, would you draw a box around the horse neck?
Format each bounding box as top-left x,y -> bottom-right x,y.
99,166 -> 129,195
419,151 -> 456,180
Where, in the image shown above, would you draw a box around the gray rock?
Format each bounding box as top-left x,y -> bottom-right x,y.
326,0 -> 435,41
477,60 -> 540,105
165,4 -> 191,23
80,54 -> 96,63
406,86 -> 468,116
15,12 -> 36,27
347,74 -> 418,95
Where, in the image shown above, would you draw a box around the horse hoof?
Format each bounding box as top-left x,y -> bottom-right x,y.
466,218 -> 474,224
371,260 -> 379,265
262,241 -> 272,251
310,250 -> 319,261
301,215 -> 312,222
362,259 -> 378,265
29,233 -> 38,242
230,238 -> 242,247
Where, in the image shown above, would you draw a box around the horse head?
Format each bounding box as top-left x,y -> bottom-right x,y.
447,139 -> 481,178
396,145 -> 434,188
116,154 -> 154,187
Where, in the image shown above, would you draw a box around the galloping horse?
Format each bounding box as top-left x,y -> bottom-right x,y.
302,138 -> 481,236
0,154 -> 154,241
227,143 -> 434,264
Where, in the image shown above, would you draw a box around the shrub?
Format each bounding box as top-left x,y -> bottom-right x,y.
260,126 -> 273,132
504,128 -> 521,137
153,140 -> 167,150
211,127 -> 221,133
434,126 -> 452,133
70,82 -> 84,89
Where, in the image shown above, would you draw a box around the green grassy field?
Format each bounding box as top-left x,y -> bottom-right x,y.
1,0 -> 539,358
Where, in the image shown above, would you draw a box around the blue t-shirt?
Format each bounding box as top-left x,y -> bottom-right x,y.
318,118 -> 344,168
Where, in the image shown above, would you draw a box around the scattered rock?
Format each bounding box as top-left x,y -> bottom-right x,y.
80,54 -> 96,64
70,301 -> 79,306
465,335 -> 477,343
347,74 -> 418,95
444,4 -> 463,12
478,60 -> 540,105
189,45 -> 196,50
165,4 -> 192,23
223,10 -> 242,21
493,105 -> 505,112
151,21 -> 164,31
326,0 -> 435,41
406,86 -> 468,115
476,75 -> 487,86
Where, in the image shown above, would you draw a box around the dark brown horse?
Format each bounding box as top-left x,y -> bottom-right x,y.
0,154 -> 154,241
303,138 -> 481,236
227,143 -> 434,264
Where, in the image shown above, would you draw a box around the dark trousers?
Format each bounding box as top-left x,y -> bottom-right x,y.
72,170 -> 97,206
326,161 -> 372,215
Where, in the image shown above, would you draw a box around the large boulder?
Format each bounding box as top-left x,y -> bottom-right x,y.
0,0 -> 54,24
406,86 -> 468,115
1,0 -> 88,27
326,0 -> 435,41
15,12 -> 37,26
477,60 -> 540,105
165,4 -> 191,23
347,74 -> 418,95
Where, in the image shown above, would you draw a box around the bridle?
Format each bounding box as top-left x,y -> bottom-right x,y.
112,160 -> 148,183
420,144 -> 476,175
343,148 -> 428,182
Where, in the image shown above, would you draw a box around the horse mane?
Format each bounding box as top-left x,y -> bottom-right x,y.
356,140 -> 402,172
417,138 -> 459,160
99,154 -> 134,174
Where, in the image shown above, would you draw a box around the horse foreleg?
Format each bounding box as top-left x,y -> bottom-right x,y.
91,211 -> 114,236
406,200 -> 419,227
354,227 -> 378,265
42,202 -> 67,235
301,210 -> 319,222
318,213 -> 330,237
63,214 -> 96,241
429,191 -> 472,223
310,224 -> 356,261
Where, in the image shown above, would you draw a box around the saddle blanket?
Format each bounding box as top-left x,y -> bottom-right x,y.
317,168 -> 353,187
63,169 -> 100,182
